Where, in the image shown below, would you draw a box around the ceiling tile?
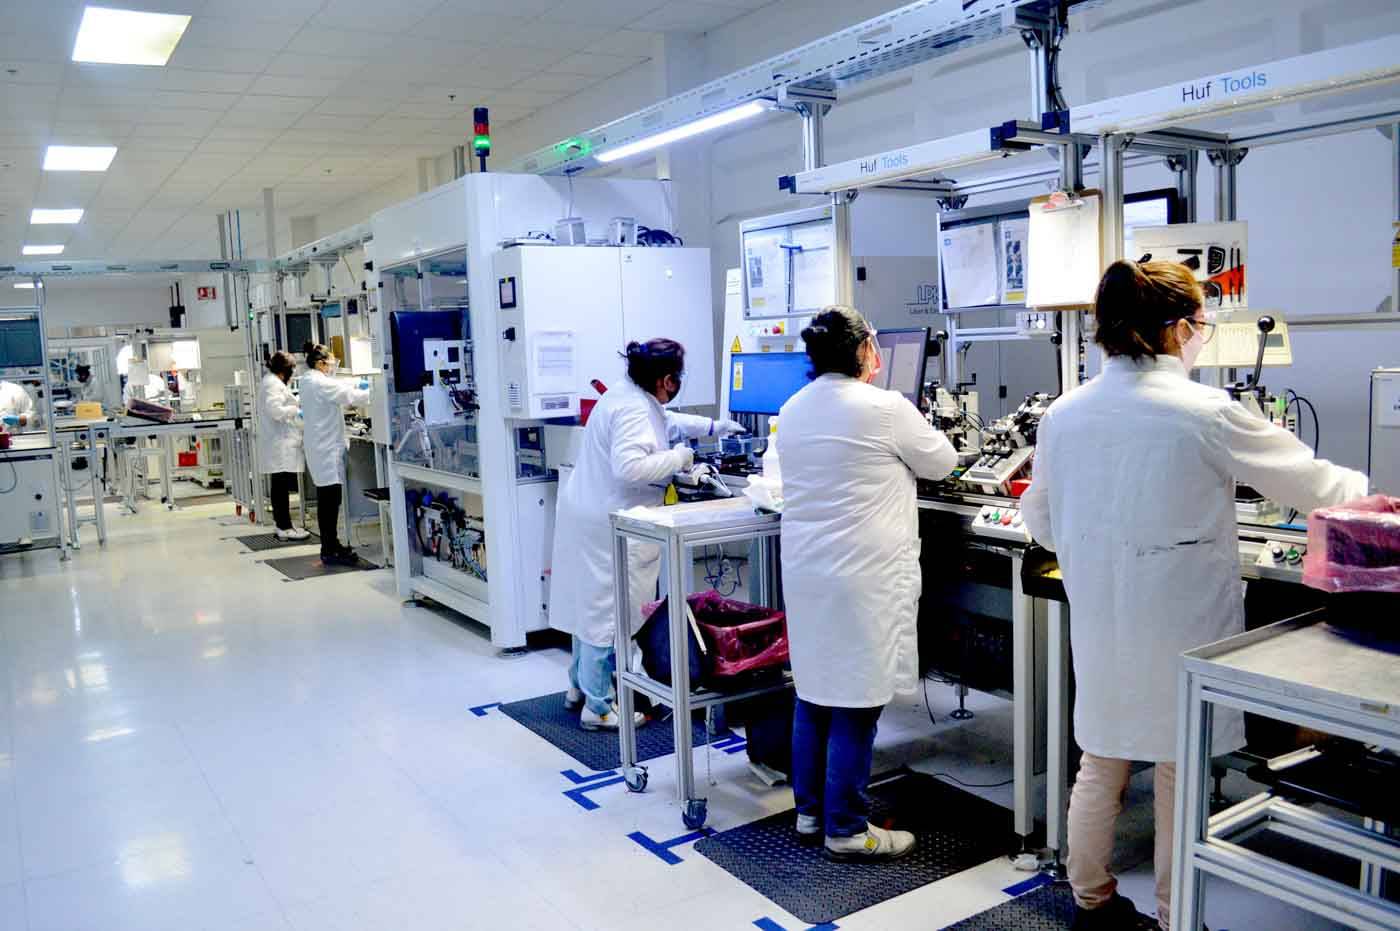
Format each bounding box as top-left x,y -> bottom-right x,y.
0,61 -> 69,87
158,69 -> 259,95
480,88 -> 565,108
499,21 -> 613,52
199,0 -> 327,24
294,112 -> 376,132
247,75 -> 343,98
283,27 -> 383,59
313,97 -> 396,118
180,17 -> 299,52
228,95 -> 318,115
165,45 -> 278,75
471,45 -> 571,72
263,53 -> 372,80
585,30 -> 659,57
513,73 -> 599,94
66,64 -> 168,91
147,91 -> 241,112
536,0 -> 667,28
308,0 -> 444,32
195,138 -> 272,156
633,1 -> 744,33
406,13 -> 532,43
552,51 -> 648,77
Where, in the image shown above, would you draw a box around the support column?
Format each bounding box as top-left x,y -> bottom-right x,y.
832,192 -> 855,306
1166,151 -> 1199,224
1059,139 -> 1086,392
262,187 -> 277,258
1391,122 -> 1399,313
799,102 -> 826,172
1208,148 -> 1247,223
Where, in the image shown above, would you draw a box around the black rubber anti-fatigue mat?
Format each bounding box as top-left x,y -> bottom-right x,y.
695,771 -> 1018,926
943,881 -> 1158,930
262,552 -> 375,580
235,531 -> 318,552
498,690 -> 732,772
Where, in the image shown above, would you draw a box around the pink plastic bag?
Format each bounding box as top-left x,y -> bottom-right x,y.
689,590 -> 789,681
1302,495 -> 1400,594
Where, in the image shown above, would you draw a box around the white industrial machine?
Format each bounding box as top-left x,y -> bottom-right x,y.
372,173 -> 715,650
0,458 -> 56,545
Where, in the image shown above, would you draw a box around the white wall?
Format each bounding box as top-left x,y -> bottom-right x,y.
12,280 -> 174,330
304,0 -> 1400,471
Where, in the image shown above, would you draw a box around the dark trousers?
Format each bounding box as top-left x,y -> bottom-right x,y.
317,483 -> 343,556
268,472 -> 298,531
791,698 -> 884,837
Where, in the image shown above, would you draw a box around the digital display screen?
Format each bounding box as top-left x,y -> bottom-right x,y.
872,329 -> 929,404
728,352 -> 811,416
499,276 -> 516,309
0,317 -> 43,368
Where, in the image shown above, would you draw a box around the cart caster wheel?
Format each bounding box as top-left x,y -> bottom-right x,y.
682,798 -> 708,830
624,766 -> 648,793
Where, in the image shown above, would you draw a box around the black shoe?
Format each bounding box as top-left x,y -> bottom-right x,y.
1071,893 -> 1141,930
322,550 -> 360,566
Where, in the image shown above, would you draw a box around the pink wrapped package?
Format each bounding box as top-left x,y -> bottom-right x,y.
1302,495 -> 1400,594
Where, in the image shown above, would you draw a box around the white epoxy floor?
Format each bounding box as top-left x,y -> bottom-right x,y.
0,499 -> 1353,931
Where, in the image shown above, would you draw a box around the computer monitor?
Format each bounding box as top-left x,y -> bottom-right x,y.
0,316 -> 44,369
728,352 -> 811,416
872,328 -> 929,405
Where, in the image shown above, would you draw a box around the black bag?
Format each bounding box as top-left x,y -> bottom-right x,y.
633,597 -> 706,688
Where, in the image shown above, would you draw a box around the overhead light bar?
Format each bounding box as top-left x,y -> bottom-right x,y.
595,101 -> 771,164
23,245 -> 65,256
43,145 -> 118,172
72,6 -> 191,66
13,282 -> 43,290
31,208 -> 85,225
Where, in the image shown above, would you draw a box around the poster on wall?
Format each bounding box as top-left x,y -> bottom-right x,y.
1000,218 -> 1028,304
1134,221 -> 1248,310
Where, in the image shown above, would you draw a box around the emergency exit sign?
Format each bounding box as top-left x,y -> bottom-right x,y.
197,286 -> 216,300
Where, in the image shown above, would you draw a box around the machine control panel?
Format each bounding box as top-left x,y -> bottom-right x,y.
970,504 -> 1032,544
1253,538 -> 1308,575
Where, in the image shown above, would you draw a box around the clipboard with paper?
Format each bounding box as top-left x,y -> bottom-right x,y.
1026,190 -> 1103,309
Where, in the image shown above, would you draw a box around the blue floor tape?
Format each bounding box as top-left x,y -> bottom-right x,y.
468,701 -> 502,717
561,767 -> 618,784
563,775 -> 627,811
753,919 -> 839,931
628,828 -> 715,865
1001,873 -> 1055,897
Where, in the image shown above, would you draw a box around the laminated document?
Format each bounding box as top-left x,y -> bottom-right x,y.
1000,217 -> 1029,304
1026,191 -> 1102,308
940,222 -> 999,309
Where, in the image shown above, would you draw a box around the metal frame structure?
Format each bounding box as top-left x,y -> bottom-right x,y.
506,0 -> 1091,175
610,499 -> 787,830
1174,613 -> 1400,930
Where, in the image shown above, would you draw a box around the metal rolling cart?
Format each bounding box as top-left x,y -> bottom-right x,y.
1173,610 -> 1400,930
611,497 -> 788,830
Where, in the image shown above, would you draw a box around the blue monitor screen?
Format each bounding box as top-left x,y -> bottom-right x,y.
728,352 -> 811,416
0,317 -> 43,369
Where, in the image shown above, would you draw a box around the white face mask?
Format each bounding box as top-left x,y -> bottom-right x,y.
1179,320 -> 1206,370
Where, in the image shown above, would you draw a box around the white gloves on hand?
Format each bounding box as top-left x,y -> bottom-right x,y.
713,419 -> 747,437
673,442 -> 696,471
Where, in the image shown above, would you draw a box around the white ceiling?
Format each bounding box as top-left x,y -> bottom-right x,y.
0,0 -> 767,260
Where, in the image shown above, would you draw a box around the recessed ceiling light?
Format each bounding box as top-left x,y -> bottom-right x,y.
31,208 -> 85,225
13,282 -> 44,290
22,245 -> 65,256
43,145 -> 118,172
72,6 -> 191,67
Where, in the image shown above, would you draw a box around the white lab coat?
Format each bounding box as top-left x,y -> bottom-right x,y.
777,374 -> 958,708
257,372 -> 303,475
550,379 -> 716,648
123,373 -> 169,406
299,368 -> 371,487
1021,355 -> 1368,761
0,381 -> 35,423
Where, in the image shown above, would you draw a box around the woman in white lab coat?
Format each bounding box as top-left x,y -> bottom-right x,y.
258,351 -> 309,541
777,306 -> 958,861
0,380 -> 36,428
550,339 -> 744,730
1021,260 -> 1367,931
300,342 -> 371,565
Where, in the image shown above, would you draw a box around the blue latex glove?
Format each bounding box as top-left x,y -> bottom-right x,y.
1,415 -> 19,427
358,379 -> 370,390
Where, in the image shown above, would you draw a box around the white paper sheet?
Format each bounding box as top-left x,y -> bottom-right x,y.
940,222 -> 999,309
744,231 -> 787,314
1026,194 -> 1102,308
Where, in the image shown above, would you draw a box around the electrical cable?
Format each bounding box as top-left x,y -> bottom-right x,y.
0,460 -> 18,495
565,172 -> 575,220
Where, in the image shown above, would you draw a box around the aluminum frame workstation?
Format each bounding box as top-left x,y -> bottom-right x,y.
777,33 -> 1400,871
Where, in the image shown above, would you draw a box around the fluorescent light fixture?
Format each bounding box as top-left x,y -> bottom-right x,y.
44,145 -> 118,172
13,282 -> 43,289
72,6 -> 191,66
23,245 -> 65,256
31,208 -> 84,225
595,101 -> 770,163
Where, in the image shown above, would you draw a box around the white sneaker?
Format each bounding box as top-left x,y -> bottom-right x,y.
563,687 -> 584,710
823,824 -> 917,862
795,813 -> 822,846
579,705 -> 647,731
276,527 -> 310,541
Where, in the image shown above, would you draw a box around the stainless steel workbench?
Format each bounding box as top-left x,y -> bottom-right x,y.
1173,611 -> 1400,930
610,497 -> 787,830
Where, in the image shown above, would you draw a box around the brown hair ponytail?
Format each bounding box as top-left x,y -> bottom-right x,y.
1093,260 -> 1204,360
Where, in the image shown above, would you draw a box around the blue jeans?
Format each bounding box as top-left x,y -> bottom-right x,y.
569,637 -> 615,716
791,698 -> 883,838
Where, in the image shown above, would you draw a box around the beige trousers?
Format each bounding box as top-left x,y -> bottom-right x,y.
1067,753 -> 1177,930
